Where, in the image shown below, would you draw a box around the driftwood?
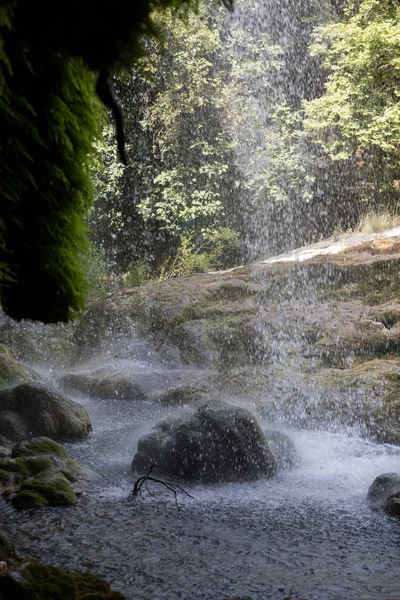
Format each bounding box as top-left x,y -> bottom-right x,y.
132,464 -> 194,508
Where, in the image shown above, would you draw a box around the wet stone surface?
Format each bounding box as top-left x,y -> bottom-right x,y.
2,395 -> 400,600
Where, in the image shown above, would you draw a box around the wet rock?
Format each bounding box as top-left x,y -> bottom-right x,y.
0,383 -> 92,442
11,437 -> 68,458
60,372 -> 147,400
265,431 -> 298,470
0,410 -> 29,441
0,437 -> 99,509
367,472 -> 400,512
155,385 -> 210,407
132,400 -> 277,483
0,436 -> 12,458
0,535 -> 19,562
0,351 -> 33,389
0,536 -> 125,599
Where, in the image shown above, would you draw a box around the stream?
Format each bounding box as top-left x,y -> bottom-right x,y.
2,364 -> 400,600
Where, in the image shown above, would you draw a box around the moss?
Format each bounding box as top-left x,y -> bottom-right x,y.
24,456 -> 54,475
0,457 -> 31,478
0,534 -> 19,561
74,572 -> 125,599
12,489 -> 49,509
13,563 -> 77,599
0,354 -> 30,390
0,468 -> 9,485
12,437 -> 69,458
0,562 -> 126,600
60,459 -> 82,483
21,474 -> 77,506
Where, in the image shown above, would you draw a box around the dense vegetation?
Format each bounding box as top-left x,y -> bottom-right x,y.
1,0 -> 400,318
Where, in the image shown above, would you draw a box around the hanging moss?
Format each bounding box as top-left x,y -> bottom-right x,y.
0,0 -> 195,323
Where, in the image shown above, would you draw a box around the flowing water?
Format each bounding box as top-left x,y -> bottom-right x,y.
2,375 -> 400,600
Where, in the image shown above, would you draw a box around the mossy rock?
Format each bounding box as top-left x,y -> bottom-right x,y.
0,353 -> 32,390
0,383 -> 92,442
74,572 -> 125,598
23,456 -> 54,475
0,534 -> 19,562
21,473 -> 77,506
0,409 -> 29,441
12,489 -> 49,509
0,468 -> 9,485
0,561 -> 126,599
12,437 -> 68,458
0,457 -> 31,478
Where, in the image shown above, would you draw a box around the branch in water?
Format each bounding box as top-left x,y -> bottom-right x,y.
132,464 -> 194,509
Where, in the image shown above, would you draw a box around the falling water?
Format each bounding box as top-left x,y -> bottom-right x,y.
2,1 -> 400,599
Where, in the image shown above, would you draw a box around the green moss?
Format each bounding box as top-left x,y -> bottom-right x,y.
12,437 -> 68,458
0,562 -> 126,599
24,456 -> 54,475
0,534 -> 19,561
0,468 -> 9,485
0,457 -> 30,478
0,354 -> 30,389
74,572 -> 125,599
21,474 -> 77,506
14,563 -> 77,599
12,489 -> 49,509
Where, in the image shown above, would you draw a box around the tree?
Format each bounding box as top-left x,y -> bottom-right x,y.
304,0 -> 400,208
90,0 -> 244,276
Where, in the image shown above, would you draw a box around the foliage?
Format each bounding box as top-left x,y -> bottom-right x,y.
0,6 -> 104,321
304,0 -> 400,205
159,227 -> 240,279
0,0 -> 197,322
137,1 -> 242,237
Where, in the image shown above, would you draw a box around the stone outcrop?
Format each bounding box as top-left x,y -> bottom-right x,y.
0,437 -> 99,509
63,231 -> 400,444
367,472 -> 400,517
132,400 -> 278,483
0,535 -> 125,598
0,383 -> 92,442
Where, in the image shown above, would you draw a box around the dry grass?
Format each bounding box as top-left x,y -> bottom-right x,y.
357,210 -> 400,234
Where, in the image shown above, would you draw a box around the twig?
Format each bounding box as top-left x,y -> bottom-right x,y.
132,464 -> 194,508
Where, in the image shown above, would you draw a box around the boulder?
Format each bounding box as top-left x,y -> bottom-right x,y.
132,400 -> 277,483
367,472 -> 400,513
0,383 -> 92,442
264,431 -> 298,470
0,351 -> 33,390
0,535 -> 125,599
0,437 -> 99,509
0,436 -> 12,458
60,372 -> 147,400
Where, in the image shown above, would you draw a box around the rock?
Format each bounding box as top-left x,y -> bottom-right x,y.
367,473 -> 400,511
0,535 -> 19,562
0,562 -> 126,599
132,400 -> 277,483
0,437 -> 99,509
16,472 -> 78,507
264,431 -> 298,470
0,383 -> 92,442
11,437 -> 68,458
60,372 -> 147,400
155,386 -> 210,407
0,410 -> 29,441
0,351 -> 33,389
0,536 -> 125,599
384,493 -> 400,517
